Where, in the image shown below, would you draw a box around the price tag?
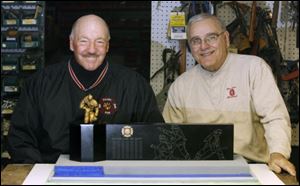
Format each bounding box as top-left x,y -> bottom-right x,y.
169,12 -> 186,40
2,65 -> 16,71
22,19 -> 37,25
22,65 -> 36,70
5,19 -> 17,25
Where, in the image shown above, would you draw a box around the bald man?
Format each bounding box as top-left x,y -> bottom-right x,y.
8,14 -> 164,163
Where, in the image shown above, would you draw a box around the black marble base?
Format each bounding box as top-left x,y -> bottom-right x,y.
69,123 -> 233,161
69,124 -> 106,162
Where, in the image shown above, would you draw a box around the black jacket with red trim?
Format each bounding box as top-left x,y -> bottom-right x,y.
7,59 -> 164,163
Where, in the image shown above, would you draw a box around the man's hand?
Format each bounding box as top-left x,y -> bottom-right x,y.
268,152 -> 296,176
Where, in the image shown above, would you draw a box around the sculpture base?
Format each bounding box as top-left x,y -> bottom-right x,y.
69,123 -> 105,162
69,123 -> 233,161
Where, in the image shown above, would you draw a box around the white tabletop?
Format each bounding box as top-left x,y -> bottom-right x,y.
22,163 -> 284,185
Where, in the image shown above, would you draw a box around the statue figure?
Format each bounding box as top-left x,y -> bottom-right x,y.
80,94 -> 99,123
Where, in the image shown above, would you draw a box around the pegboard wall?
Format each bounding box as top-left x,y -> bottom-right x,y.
150,1 -> 196,95
150,1 -> 299,95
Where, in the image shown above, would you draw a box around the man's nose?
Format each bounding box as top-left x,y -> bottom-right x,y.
199,40 -> 210,50
87,43 -> 96,53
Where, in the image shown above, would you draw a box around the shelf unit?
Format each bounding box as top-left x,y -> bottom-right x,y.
1,1 -> 45,166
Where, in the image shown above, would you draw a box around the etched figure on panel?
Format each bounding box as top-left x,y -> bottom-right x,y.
194,129 -> 226,160
151,126 -> 190,159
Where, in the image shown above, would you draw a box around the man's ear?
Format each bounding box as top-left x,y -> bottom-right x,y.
224,31 -> 230,47
106,42 -> 109,52
69,37 -> 74,51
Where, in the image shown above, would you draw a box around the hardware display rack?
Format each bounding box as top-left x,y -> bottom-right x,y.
1,1 -> 45,165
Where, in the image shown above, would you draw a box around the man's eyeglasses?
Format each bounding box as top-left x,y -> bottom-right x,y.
189,31 -> 225,47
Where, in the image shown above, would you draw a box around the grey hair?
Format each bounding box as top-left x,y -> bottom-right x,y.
69,14 -> 111,40
187,13 -> 226,38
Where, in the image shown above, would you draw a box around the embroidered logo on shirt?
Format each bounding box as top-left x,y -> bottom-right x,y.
99,98 -> 117,115
226,87 -> 237,98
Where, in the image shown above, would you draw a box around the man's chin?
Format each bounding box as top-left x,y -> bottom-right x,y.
81,60 -> 104,71
86,66 -> 99,71
82,64 -> 100,71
